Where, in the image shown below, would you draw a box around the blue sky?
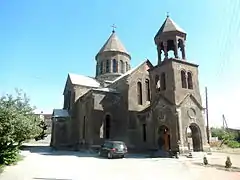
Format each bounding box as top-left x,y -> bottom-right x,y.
0,0 -> 240,128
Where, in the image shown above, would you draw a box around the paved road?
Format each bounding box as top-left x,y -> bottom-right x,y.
1,145 -> 240,180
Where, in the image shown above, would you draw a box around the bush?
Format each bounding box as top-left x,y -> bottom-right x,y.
227,140 -> 240,148
0,89 -> 42,166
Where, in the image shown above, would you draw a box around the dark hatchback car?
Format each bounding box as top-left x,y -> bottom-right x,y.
99,141 -> 128,159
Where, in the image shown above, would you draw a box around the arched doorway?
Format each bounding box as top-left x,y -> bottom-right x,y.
157,125 -> 170,151
104,115 -> 111,139
186,123 -> 202,151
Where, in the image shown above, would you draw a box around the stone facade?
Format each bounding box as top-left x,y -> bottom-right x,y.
51,16 -> 210,153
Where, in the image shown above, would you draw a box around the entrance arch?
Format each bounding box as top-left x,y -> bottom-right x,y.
186,123 -> 202,151
104,114 -> 111,139
157,125 -> 170,151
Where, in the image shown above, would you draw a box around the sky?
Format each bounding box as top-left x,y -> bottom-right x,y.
0,0 -> 240,128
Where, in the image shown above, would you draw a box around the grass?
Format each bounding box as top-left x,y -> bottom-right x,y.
0,154 -> 24,175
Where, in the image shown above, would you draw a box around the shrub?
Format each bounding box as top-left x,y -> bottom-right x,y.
227,140 -> 240,148
0,89 -> 42,166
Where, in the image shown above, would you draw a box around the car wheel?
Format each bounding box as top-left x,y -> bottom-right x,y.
121,154 -> 125,158
107,152 -> 112,159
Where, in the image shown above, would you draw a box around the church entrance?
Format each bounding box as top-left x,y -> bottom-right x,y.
157,125 -> 170,151
104,115 -> 111,139
186,123 -> 202,151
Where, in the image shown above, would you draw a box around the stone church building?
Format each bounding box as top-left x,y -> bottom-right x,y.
51,16 -> 210,153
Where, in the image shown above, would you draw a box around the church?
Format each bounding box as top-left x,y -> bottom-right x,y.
50,15 -> 210,153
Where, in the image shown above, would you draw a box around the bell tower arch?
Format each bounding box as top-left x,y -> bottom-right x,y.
154,14 -> 187,64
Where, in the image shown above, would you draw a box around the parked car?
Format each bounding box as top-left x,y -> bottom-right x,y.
99,141 -> 128,159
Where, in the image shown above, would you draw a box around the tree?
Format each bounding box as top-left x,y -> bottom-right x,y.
0,89 -> 42,165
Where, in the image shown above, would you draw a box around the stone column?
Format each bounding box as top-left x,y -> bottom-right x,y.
176,108 -> 186,153
174,38 -> 179,58
163,41 -> 168,60
181,41 -> 186,59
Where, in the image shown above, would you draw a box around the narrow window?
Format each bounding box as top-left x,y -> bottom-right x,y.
120,60 -> 124,73
142,124 -> 147,142
137,82 -> 143,105
155,75 -> 160,91
106,60 -> 110,73
105,115 -> 111,139
187,72 -> 193,89
83,116 -> 86,139
100,61 -> 103,74
125,62 -> 128,72
181,70 -> 187,88
145,79 -> 150,101
113,59 -> 118,73
160,72 -> 166,90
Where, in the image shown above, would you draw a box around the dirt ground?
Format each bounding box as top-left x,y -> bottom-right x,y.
0,145 -> 240,180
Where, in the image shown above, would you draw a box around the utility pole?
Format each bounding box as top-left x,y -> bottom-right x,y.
205,87 -> 210,144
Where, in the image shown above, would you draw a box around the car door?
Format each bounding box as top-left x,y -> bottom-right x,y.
102,142 -> 112,155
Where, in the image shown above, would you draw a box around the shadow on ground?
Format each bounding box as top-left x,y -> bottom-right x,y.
192,162 -> 240,172
20,145 -> 159,159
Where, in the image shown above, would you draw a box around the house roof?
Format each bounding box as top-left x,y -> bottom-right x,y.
52,109 -> 69,118
68,73 -> 100,88
155,16 -> 186,38
109,59 -> 153,84
96,31 -> 130,58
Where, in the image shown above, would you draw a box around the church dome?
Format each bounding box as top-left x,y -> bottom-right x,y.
96,31 -> 130,59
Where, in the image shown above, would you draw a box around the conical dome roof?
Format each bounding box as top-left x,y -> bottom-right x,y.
96,31 -> 130,59
155,16 -> 186,38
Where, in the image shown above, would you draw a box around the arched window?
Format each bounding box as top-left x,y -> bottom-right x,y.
181,70 -> 187,88
125,62 -> 128,72
120,60 -> 124,73
106,60 -> 110,73
142,124 -> 147,142
113,59 -> 118,73
100,61 -> 103,74
155,75 -> 160,91
137,82 -> 143,105
83,116 -> 86,139
145,79 -> 150,101
105,115 -> 111,139
160,72 -> 166,90
187,72 -> 193,89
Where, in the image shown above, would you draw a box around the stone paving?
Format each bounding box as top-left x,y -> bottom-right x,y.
0,146 -> 240,180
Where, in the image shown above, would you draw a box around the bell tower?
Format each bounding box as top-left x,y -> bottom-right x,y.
154,14 -> 187,64
149,15 -> 209,153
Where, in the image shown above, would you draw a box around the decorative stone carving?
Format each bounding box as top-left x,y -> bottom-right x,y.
187,108 -> 196,119
158,110 -> 166,122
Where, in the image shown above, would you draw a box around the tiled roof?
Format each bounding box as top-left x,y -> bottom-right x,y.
96,31 -> 129,56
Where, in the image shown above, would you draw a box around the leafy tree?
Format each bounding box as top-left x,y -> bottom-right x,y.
211,127 -> 225,140
0,89 -> 42,165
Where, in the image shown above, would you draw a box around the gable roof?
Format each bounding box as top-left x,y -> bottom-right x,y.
177,93 -> 204,110
109,59 -> 153,85
155,16 -> 186,38
96,31 -> 130,58
68,73 -> 100,88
